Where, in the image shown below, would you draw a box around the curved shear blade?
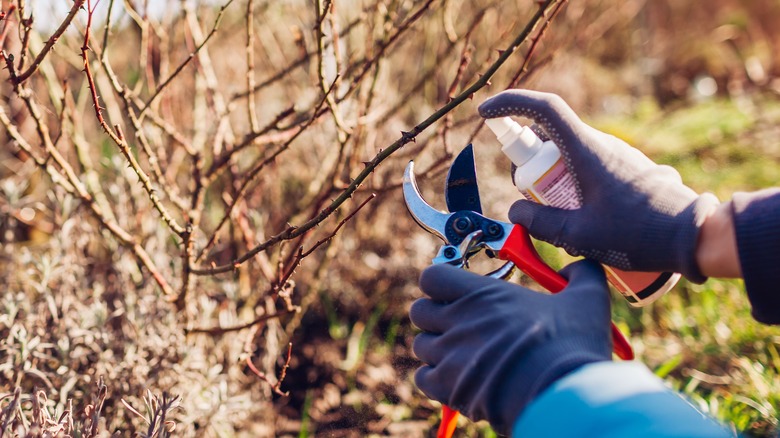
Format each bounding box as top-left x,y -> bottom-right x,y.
445,144 -> 482,214
403,161 -> 451,242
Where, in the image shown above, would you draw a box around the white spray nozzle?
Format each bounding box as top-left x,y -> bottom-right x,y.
484,117 -> 544,166
485,117 -> 516,139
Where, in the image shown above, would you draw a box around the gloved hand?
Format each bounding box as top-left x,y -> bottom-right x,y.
410,261 -> 612,435
479,90 -> 720,282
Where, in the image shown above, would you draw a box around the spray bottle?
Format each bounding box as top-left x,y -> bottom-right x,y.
485,116 -> 680,306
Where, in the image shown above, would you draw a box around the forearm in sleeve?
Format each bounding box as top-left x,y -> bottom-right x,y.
732,188 -> 780,325
513,362 -> 733,437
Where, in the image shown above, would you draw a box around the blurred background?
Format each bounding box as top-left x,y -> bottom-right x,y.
1,0 -> 779,436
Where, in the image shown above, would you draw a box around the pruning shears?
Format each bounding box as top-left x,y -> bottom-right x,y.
404,145 -> 634,438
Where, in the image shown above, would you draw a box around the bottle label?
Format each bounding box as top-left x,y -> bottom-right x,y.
604,267 -> 657,300
524,158 -> 581,209
605,267 -> 679,306
519,157 -> 678,306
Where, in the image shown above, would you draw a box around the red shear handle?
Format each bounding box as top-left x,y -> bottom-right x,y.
498,225 -> 634,361
437,406 -> 459,438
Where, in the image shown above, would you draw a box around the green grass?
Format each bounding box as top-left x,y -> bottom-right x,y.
593,96 -> 780,196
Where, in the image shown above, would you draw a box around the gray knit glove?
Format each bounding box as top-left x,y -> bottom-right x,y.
479,90 -> 719,282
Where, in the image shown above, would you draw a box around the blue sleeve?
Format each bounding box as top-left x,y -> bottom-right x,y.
513,362 -> 735,437
732,189 -> 780,325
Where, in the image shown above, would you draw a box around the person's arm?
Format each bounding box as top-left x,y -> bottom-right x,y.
689,189 -> 780,324
514,362 -> 734,437
696,201 -> 742,278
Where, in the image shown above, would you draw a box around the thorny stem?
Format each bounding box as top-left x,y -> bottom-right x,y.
81,0 -> 185,237
468,0 -> 568,144
275,194 -> 375,297
12,0 -> 83,84
191,0 -> 565,275
336,0 -> 435,105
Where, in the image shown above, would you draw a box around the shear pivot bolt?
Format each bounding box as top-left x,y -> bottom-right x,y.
453,217 -> 473,235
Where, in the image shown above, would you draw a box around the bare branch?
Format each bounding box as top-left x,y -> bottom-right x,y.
315,0 -> 350,142
191,0 -> 566,276
138,0 -> 235,118
195,80 -> 337,263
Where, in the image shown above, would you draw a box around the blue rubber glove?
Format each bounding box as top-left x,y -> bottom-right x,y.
410,261 -> 613,435
478,90 -> 720,282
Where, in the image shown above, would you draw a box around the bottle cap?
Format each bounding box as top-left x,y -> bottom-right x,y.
485,117 -> 543,166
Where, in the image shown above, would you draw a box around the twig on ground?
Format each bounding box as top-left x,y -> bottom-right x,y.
246,343 -> 293,397
185,308 -> 297,336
